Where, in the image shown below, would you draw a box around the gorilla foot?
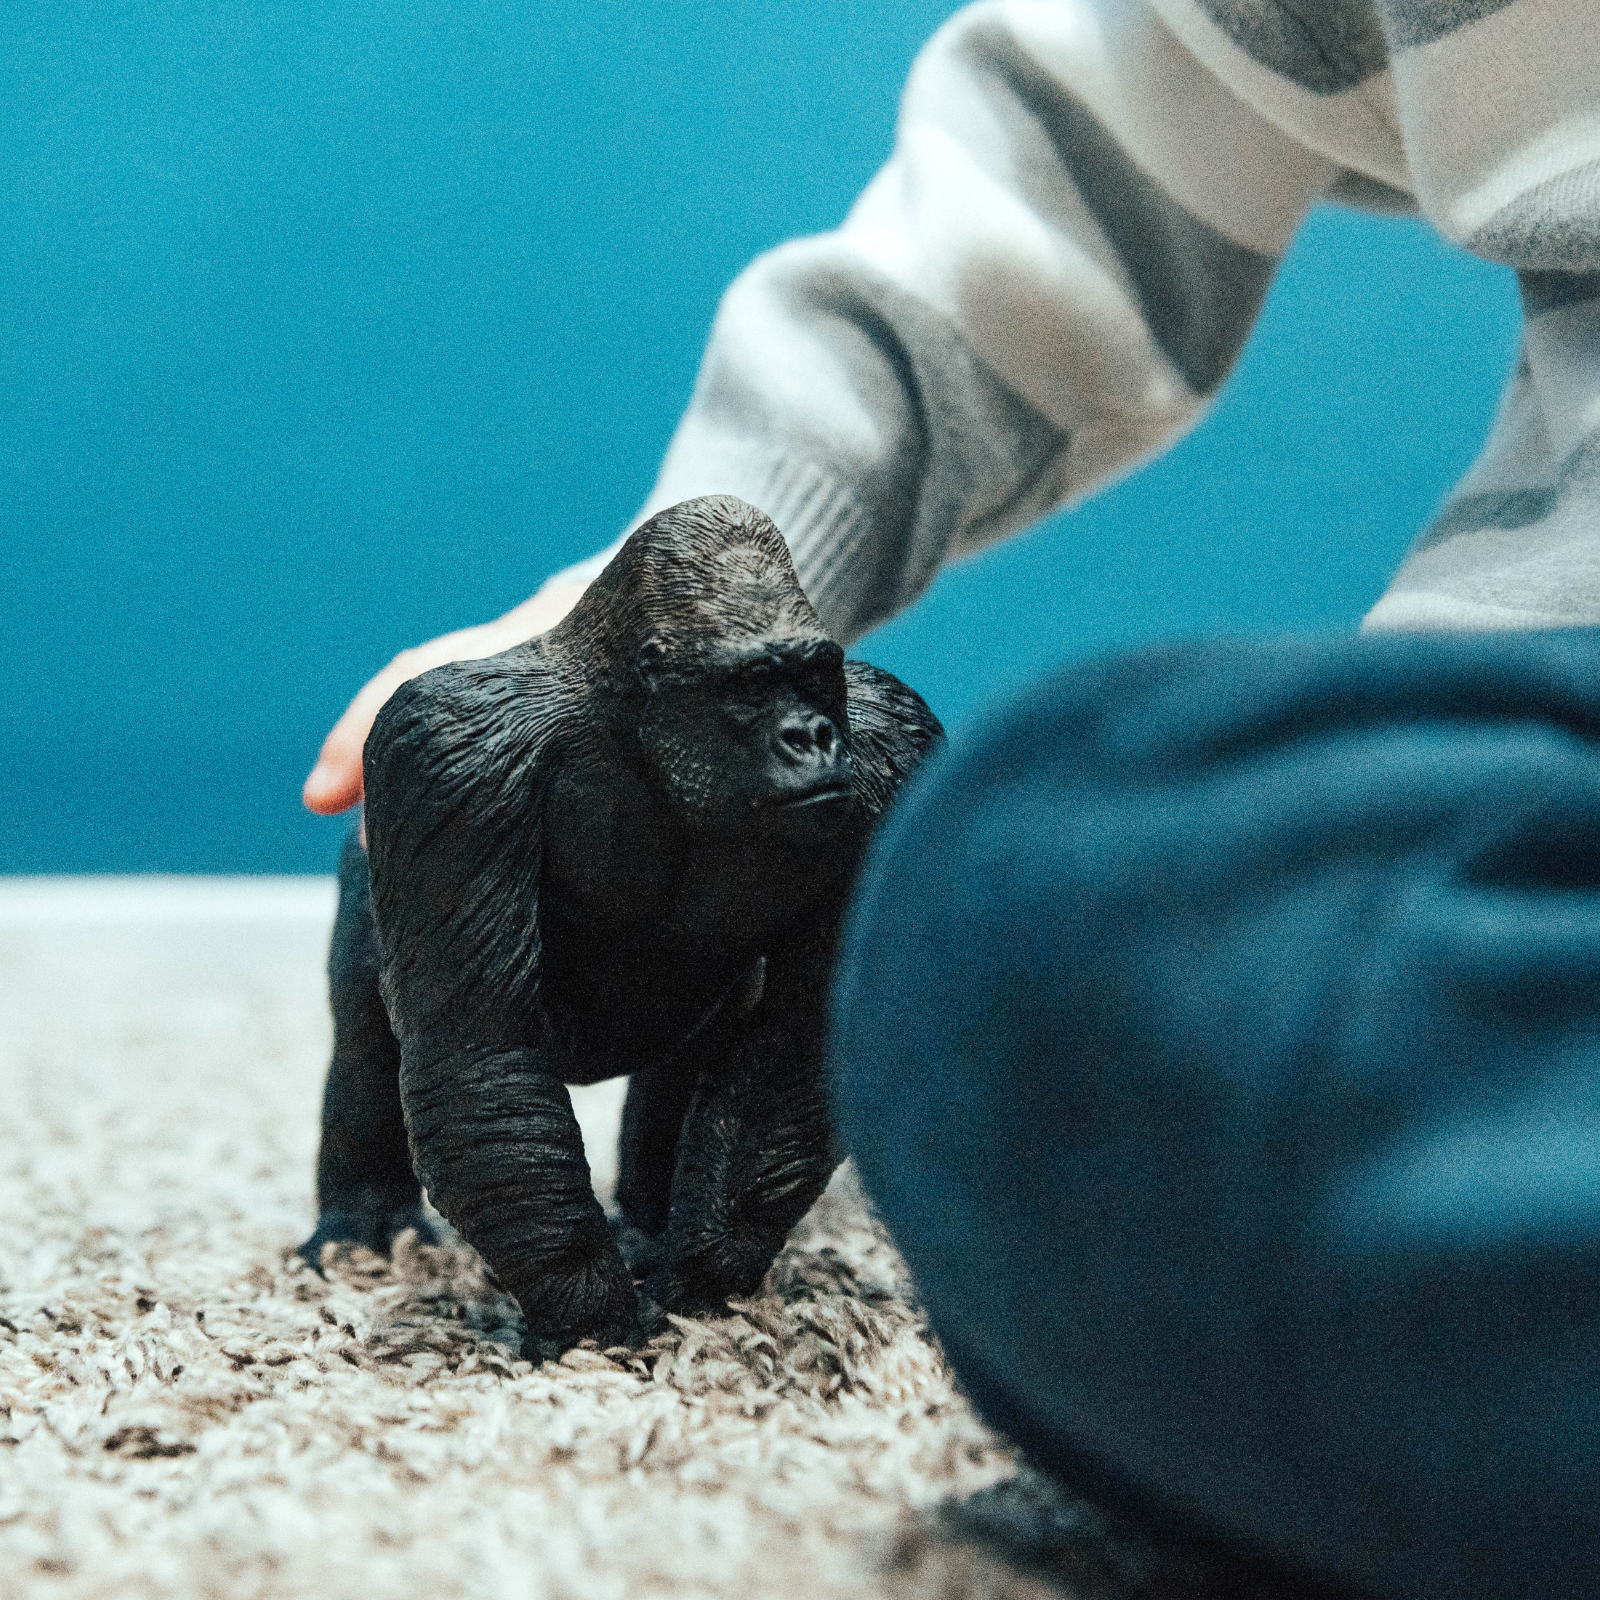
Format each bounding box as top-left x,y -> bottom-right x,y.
296,1193 -> 440,1272
609,1216 -> 665,1277
642,1273 -> 731,1321
512,1244 -> 660,1361
519,1296 -> 660,1363
520,1295 -> 663,1364
645,1227 -> 786,1318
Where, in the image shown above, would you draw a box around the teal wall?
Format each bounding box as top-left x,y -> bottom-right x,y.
1,1 -> 1521,871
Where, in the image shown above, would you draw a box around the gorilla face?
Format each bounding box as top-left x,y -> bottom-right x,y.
633,630 -> 855,831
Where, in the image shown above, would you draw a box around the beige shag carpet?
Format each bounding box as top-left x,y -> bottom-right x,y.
0,877 -> 1057,1600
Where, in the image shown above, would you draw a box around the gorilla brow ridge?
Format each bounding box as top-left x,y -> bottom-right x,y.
566,495 -> 828,673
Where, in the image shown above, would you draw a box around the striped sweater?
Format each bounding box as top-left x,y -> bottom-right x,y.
573,0 -> 1600,640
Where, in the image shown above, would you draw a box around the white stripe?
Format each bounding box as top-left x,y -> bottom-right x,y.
1448,113 -> 1600,240
1524,298 -> 1600,464
1390,0 -> 1600,240
994,0 -> 1334,255
845,132 -> 1195,432
1361,592 -> 1572,633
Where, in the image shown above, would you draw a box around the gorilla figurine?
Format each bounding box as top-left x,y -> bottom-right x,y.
302,495 -> 943,1357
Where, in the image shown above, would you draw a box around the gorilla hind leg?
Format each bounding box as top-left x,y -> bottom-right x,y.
646,1052 -> 837,1316
613,1063 -> 699,1275
645,936 -> 841,1317
299,829 -> 437,1268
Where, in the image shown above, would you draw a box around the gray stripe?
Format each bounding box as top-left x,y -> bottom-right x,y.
959,19 -> 1276,394
1377,0 -> 1518,51
1326,169 -> 1417,216
1467,161 -> 1600,273
1412,432 -> 1600,554
805,268 -> 1070,615
698,252 -> 1068,635
1411,487 -> 1554,552
1195,0 -> 1388,94
1520,270 -> 1600,314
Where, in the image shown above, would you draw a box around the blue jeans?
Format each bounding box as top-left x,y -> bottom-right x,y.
830,631 -> 1600,1600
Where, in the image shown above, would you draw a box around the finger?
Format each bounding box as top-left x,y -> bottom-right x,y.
302,658 -> 419,814
302,580 -> 590,816
305,627 -> 496,813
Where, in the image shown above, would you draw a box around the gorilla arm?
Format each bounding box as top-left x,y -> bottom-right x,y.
363,652 -> 638,1355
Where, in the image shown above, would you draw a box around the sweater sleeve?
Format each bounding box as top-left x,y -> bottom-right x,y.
1352,0 -> 1600,633
576,0 -> 1336,641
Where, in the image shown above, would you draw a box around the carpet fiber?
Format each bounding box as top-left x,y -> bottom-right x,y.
0,878 -> 1042,1600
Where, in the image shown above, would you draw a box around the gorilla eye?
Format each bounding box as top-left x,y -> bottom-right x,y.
721,659 -> 777,723
735,659 -> 778,697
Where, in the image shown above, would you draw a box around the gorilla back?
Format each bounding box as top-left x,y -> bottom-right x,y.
302,496 -> 943,1358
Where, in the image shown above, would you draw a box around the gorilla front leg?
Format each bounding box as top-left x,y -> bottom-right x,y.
399,1040 -> 637,1357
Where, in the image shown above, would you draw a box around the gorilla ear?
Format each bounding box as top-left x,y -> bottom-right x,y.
635,638 -> 669,690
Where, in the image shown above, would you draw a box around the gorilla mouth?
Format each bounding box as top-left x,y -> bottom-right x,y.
773,782 -> 852,810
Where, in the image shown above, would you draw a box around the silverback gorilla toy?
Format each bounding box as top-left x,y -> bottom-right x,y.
301,495 -> 944,1357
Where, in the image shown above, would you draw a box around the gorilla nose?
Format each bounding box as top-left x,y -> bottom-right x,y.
770,710 -> 852,819
775,710 -> 840,767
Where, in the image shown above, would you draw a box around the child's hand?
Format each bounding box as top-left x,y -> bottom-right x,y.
302,577 -> 589,815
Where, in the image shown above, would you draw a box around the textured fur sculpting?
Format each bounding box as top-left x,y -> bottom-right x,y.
303,496 -> 943,1355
